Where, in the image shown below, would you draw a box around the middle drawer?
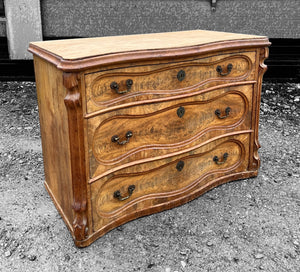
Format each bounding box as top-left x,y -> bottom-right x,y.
87,84 -> 253,180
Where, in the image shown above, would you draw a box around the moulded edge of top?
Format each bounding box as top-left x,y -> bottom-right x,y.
28,29 -> 270,72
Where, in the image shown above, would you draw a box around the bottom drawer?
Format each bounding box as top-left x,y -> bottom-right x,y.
91,133 -> 251,233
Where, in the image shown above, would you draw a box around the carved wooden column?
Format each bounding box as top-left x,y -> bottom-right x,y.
250,47 -> 269,171
63,72 -> 88,242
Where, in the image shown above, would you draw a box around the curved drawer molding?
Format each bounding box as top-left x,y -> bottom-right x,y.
92,137 -> 246,219
86,54 -> 253,111
92,90 -> 249,165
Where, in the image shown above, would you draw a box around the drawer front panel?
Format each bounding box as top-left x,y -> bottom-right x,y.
85,51 -> 255,113
91,133 -> 250,230
93,92 -> 246,162
87,84 -> 253,179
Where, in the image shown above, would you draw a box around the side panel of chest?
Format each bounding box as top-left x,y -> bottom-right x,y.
33,57 -> 74,228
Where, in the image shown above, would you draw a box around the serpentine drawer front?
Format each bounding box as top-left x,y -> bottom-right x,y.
84,51 -> 256,113
91,133 -> 250,231
28,30 -> 270,247
88,84 -> 253,179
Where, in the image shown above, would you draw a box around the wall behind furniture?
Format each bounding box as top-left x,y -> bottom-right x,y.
41,0 -> 299,39
0,0 -> 299,80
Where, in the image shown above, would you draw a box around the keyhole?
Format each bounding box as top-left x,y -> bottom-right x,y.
177,70 -> 186,81
176,161 -> 184,171
177,106 -> 185,118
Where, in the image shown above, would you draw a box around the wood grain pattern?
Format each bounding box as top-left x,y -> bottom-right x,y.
87,84 -> 253,179
83,170 -> 258,247
85,52 -> 254,112
28,30 -> 270,72
92,92 -> 247,163
29,30 -> 270,247
91,133 -> 249,232
63,72 -> 89,241
29,30 -> 265,60
94,137 -> 245,216
33,57 -> 74,229
249,47 -> 269,171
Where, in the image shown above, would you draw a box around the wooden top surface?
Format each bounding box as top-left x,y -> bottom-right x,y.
29,30 -> 266,61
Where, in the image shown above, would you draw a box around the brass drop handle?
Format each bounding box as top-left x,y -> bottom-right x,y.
213,153 -> 228,165
110,79 -> 133,94
215,107 -> 231,119
111,131 -> 133,145
216,63 -> 233,76
114,185 -> 135,201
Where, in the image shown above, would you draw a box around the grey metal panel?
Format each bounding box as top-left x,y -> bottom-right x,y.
41,0 -> 300,38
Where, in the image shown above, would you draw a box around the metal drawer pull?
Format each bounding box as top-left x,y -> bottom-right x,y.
213,153 -> 229,165
176,160 -> 185,171
111,131 -> 133,145
114,185 -> 136,201
110,79 -> 133,94
216,63 -> 233,76
177,70 -> 186,81
215,107 -> 231,119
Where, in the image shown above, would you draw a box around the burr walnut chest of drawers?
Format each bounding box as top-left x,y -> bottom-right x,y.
28,30 -> 270,247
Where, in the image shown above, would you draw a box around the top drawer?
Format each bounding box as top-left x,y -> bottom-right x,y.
84,51 -> 256,113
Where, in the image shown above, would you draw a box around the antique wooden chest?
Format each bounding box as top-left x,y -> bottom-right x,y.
28,30 -> 270,247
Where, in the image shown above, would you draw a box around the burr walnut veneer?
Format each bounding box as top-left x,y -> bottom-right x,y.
28,30 -> 270,247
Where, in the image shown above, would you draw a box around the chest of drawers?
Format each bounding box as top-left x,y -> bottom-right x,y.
28,30 -> 270,247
